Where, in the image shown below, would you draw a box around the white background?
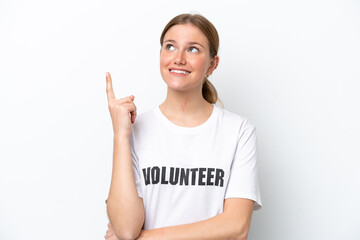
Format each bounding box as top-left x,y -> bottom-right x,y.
0,0 -> 359,239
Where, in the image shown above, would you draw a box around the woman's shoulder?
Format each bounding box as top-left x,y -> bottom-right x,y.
216,105 -> 256,130
133,106 -> 157,124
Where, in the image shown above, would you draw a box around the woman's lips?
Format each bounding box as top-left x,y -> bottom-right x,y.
169,69 -> 191,76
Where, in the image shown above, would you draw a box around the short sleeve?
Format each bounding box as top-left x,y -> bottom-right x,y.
224,119 -> 262,210
129,130 -> 143,198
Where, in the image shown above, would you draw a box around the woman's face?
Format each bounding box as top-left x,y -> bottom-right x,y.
160,23 -> 216,92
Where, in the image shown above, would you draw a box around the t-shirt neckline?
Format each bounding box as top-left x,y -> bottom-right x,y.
154,103 -> 218,135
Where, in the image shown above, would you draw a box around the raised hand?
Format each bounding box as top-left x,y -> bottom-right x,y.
106,72 -> 137,138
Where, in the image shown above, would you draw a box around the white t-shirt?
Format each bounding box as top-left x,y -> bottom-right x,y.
129,103 -> 262,230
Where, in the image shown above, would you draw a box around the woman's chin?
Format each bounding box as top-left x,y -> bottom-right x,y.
164,80 -> 188,90
165,80 -> 204,93
167,85 -> 189,92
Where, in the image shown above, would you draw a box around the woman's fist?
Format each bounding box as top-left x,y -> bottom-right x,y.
106,72 -> 137,137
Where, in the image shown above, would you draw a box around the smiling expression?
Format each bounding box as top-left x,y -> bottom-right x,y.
160,23 -> 216,92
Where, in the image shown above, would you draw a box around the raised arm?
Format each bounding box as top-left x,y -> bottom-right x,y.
105,72 -> 145,240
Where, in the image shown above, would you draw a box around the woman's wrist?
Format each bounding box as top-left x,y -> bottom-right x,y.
113,133 -> 130,142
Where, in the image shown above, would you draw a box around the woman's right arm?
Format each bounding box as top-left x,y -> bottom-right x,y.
105,72 -> 145,240
107,135 -> 145,240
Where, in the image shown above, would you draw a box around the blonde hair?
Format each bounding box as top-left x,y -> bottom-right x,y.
160,13 -> 224,108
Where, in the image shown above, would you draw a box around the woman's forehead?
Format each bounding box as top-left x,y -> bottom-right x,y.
163,24 -> 209,46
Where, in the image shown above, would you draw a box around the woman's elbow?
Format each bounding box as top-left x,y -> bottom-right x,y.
111,219 -> 143,240
236,231 -> 248,240
114,228 -> 141,240
230,231 -> 248,240
231,224 -> 249,240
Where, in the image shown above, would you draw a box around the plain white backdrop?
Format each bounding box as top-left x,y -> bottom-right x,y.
0,0 -> 359,239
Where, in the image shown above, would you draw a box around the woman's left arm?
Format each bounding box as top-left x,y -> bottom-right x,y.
136,198 -> 254,240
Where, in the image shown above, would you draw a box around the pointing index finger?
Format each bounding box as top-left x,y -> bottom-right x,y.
106,72 -> 116,101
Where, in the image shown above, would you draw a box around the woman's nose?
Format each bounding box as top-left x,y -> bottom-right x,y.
174,51 -> 186,65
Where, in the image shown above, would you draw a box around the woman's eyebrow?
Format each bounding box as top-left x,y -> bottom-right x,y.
164,39 -> 205,49
188,41 -> 205,49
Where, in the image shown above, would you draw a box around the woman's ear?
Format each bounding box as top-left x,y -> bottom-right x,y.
207,55 -> 220,76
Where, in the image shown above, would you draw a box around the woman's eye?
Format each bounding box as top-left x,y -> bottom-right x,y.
166,44 -> 175,51
189,47 -> 199,53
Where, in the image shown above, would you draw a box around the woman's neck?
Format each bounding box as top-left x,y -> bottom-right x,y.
159,87 -> 213,126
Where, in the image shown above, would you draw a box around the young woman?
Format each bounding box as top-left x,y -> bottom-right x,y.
105,13 -> 262,240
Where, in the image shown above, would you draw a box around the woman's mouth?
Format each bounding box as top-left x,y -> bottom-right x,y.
169,69 -> 191,75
